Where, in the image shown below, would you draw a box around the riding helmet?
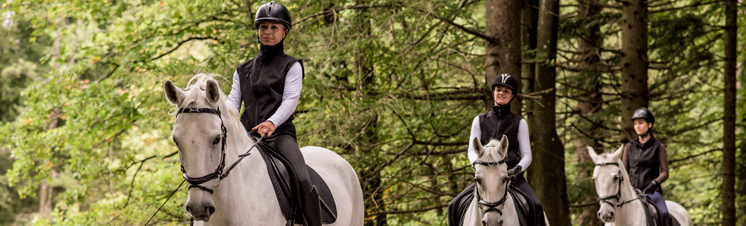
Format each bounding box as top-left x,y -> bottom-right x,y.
631,107 -> 655,125
491,73 -> 518,94
255,1 -> 292,30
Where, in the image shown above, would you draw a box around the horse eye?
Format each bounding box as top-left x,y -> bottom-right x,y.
613,175 -> 619,181
474,177 -> 482,184
212,135 -> 221,145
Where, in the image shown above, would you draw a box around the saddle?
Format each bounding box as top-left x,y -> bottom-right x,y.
509,185 -> 536,226
452,185 -> 536,226
253,137 -> 338,225
638,193 -> 680,226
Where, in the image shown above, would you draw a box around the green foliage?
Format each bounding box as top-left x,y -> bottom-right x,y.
0,0 -> 744,225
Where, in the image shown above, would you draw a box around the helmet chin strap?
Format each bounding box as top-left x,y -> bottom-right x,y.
637,127 -> 653,140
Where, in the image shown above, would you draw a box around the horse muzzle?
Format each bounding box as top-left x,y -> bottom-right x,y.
481,213 -> 504,226
186,196 -> 216,222
597,210 -> 615,223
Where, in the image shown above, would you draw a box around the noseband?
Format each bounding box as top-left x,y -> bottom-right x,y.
473,159 -> 510,215
176,107 -> 261,194
595,162 -> 638,208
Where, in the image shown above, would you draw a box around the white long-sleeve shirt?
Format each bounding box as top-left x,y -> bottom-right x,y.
227,62 -> 303,128
467,116 -> 532,172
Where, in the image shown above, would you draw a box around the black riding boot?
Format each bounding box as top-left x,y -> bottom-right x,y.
301,185 -> 322,226
536,211 -> 546,226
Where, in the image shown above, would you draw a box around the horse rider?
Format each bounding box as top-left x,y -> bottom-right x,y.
623,107 -> 670,225
447,73 -> 546,226
226,1 -> 321,225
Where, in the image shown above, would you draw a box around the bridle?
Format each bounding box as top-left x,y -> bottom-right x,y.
595,162 -> 638,208
473,158 -> 510,215
176,107 -> 262,194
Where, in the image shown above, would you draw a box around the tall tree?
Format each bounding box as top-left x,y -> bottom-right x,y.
573,0 -> 603,224
531,0 -> 571,225
722,0 -> 737,225
486,0 -> 521,113
521,0 -> 538,115
620,0 -> 649,140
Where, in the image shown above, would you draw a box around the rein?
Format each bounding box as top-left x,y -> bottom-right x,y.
473,159 -> 510,215
595,162 -> 638,208
144,107 -> 263,226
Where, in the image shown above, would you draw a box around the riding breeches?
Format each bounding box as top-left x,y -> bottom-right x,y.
262,133 -> 313,195
649,191 -> 670,222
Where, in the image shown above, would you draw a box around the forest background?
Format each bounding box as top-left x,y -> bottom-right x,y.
0,0 -> 744,225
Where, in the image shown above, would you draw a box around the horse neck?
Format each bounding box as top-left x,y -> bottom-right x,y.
616,161 -> 646,222
210,102 -> 280,219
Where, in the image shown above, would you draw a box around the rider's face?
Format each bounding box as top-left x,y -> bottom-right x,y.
633,119 -> 651,136
493,86 -> 513,106
258,21 -> 287,46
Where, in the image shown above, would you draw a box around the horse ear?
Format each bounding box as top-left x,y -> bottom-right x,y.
205,80 -> 220,105
587,146 -> 599,163
472,137 -> 484,157
164,80 -> 185,106
498,135 -> 509,156
611,144 -> 624,160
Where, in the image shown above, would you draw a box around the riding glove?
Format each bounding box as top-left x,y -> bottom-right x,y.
507,165 -> 522,180
643,180 -> 658,194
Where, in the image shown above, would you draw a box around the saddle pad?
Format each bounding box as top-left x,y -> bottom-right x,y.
258,147 -> 338,224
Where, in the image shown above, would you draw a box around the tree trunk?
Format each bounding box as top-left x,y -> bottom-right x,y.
521,0 -> 538,117
574,0 -> 602,225
722,0 -> 737,225
620,0 -> 649,141
485,0 -> 521,114
530,0 -> 570,225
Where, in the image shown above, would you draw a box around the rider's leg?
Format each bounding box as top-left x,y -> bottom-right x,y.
448,183 -> 475,226
513,173 -> 545,226
648,191 -> 670,223
264,134 -> 321,226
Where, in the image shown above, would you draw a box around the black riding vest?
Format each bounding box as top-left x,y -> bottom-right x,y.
236,43 -> 303,137
478,104 -> 523,169
627,137 -> 663,194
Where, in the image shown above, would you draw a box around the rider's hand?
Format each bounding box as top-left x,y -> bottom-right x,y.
507,165 -> 522,180
643,180 -> 658,194
252,121 -> 276,137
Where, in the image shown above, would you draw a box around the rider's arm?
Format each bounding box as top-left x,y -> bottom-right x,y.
227,70 -> 242,114
467,116 -> 481,165
655,144 -> 669,184
267,62 -> 303,128
516,119 -> 531,172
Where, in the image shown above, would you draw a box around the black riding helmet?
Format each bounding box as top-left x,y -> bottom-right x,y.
255,1 -> 292,30
492,73 -> 518,94
631,107 -> 655,126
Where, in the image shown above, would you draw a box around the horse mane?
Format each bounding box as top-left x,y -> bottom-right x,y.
175,73 -> 246,137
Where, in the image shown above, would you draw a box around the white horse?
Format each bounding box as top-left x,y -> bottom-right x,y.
587,146 -> 692,226
164,74 -> 364,225
463,136 -> 550,226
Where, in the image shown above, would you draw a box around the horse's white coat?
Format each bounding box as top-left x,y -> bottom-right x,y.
165,75 -> 364,225
588,146 -> 692,226
462,136 -> 549,226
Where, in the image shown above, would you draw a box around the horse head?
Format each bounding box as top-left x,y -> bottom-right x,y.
472,135 -> 510,226
587,145 -> 626,223
164,75 -> 234,222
